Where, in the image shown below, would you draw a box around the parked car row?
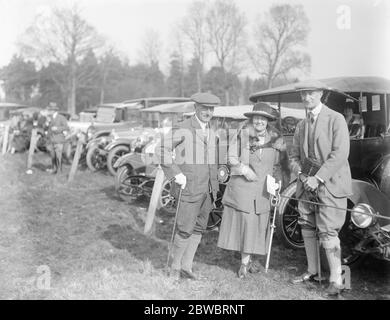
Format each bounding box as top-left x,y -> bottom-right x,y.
2,77 -> 389,270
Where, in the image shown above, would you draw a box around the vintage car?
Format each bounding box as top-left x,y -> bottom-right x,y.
104,100 -> 192,176
111,102 -> 196,210
112,104 -> 254,220
249,76 -> 390,267
81,98 -> 190,173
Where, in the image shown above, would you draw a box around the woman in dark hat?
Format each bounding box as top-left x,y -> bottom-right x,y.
217,102 -> 285,278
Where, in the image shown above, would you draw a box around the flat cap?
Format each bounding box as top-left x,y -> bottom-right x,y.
244,102 -> 279,120
294,79 -> 329,92
190,92 -> 220,107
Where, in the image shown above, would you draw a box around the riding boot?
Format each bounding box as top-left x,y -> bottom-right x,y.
322,238 -> 343,286
170,233 -> 189,271
181,233 -> 201,273
301,228 -> 319,275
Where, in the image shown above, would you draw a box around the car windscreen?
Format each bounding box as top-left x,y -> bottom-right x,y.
95,107 -> 116,122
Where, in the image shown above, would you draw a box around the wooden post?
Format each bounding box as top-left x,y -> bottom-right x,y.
144,165 -> 165,235
1,125 -> 10,155
26,128 -> 38,170
68,138 -> 83,182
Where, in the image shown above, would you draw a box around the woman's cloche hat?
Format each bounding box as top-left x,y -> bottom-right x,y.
244,102 -> 279,120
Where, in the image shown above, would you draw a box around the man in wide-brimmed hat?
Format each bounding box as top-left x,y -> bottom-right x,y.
46,102 -> 69,174
155,92 -> 220,281
289,80 -> 352,296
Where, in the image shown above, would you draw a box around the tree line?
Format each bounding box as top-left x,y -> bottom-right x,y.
0,0 -> 311,115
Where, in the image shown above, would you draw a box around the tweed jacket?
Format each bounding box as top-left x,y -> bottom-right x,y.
290,104 -> 353,198
155,115 -> 219,202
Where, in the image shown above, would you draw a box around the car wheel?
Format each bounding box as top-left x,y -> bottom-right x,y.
115,166 -> 140,203
86,145 -> 106,172
276,182 -> 305,250
158,179 -> 177,215
107,145 -> 130,176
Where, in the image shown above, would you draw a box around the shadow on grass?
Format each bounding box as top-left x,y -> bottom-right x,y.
32,163 -> 51,172
102,224 -> 168,270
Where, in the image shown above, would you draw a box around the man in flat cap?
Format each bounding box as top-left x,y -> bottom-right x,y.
289,80 -> 352,296
155,92 -> 220,280
46,102 -> 70,174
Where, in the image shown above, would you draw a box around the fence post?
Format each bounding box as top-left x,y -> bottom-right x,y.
144,165 -> 165,235
26,128 -> 38,172
68,137 -> 83,182
1,125 -> 10,155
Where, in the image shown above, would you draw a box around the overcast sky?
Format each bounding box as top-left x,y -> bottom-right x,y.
0,0 -> 389,80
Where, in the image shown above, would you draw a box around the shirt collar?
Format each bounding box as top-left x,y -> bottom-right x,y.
53,111 -> 58,119
195,114 -> 207,131
309,103 -> 323,118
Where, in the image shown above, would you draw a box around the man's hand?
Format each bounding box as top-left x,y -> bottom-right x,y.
303,176 -> 320,192
174,173 -> 187,189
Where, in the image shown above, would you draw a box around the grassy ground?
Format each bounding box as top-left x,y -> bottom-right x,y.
0,152 -> 389,300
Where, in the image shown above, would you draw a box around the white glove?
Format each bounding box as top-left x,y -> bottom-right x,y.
174,173 -> 187,189
241,164 -> 258,181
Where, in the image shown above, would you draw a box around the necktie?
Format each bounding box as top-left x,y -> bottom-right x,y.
308,112 -> 315,125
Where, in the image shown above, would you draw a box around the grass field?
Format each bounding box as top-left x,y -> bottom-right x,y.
0,152 -> 389,300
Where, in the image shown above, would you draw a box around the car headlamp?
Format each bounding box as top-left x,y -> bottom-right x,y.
351,203 -> 377,228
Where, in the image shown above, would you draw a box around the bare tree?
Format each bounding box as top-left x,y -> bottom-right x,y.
138,28 -> 162,67
19,5 -> 104,115
248,4 -> 311,89
181,0 -> 208,92
206,0 -> 246,104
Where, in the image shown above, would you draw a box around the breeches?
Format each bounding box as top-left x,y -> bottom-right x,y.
298,185 -> 347,245
176,192 -> 213,238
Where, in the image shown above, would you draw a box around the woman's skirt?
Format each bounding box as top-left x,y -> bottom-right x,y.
217,205 -> 270,255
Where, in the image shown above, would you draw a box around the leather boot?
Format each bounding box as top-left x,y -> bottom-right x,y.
181,234 -> 201,280
170,233 -> 189,271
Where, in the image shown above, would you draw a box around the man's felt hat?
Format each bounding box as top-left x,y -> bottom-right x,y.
244,102 -> 279,120
294,79 -> 329,92
190,92 -> 221,107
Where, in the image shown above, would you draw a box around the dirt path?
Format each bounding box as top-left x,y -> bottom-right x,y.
0,152 -> 389,300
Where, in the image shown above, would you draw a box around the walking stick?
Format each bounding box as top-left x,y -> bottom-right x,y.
314,197 -> 322,286
165,184 -> 183,273
265,180 -> 281,273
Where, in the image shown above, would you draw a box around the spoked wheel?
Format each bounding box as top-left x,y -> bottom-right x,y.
86,145 -> 107,172
207,206 -> 223,231
159,179 -> 177,215
107,145 -> 130,176
117,172 -> 148,203
276,182 -> 304,250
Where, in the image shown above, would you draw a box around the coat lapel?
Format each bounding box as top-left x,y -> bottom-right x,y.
303,117 -> 309,157
314,105 -> 328,142
191,115 -> 209,145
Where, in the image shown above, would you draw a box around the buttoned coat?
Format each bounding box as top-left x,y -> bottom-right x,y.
155,115 -> 219,202
48,113 -> 69,144
289,104 -> 353,198
222,126 -> 284,214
